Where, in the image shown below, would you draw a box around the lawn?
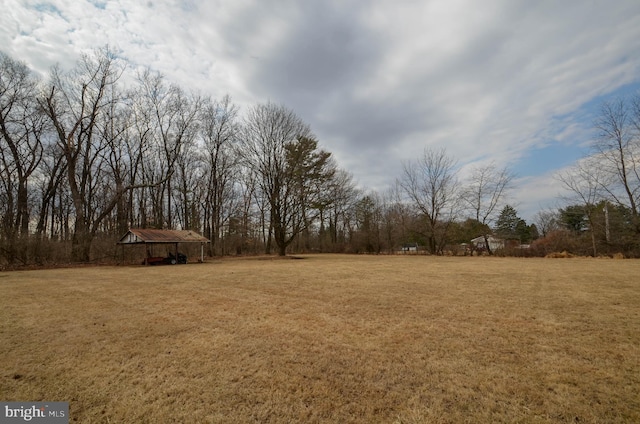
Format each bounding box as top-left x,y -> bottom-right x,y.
1,255 -> 639,423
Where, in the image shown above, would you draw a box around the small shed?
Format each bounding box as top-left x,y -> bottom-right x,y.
117,228 -> 210,265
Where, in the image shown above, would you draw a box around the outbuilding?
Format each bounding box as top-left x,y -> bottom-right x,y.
117,228 -> 210,265
470,235 -> 505,253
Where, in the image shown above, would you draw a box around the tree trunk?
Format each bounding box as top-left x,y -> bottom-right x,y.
16,181 -> 29,235
483,234 -> 493,255
71,221 -> 92,262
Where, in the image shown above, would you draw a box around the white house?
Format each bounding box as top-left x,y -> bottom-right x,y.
400,243 -> 419,253
470,235 -> 504,252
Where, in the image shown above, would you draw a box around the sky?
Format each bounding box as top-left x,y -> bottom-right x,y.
2,0 -> 640,221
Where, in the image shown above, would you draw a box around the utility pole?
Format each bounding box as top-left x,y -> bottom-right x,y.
604,201 -> 610,243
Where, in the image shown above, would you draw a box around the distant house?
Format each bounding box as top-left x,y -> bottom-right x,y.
470,235 -> 504,252
401,243 -> 419,252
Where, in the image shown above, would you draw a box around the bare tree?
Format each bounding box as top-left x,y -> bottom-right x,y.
239,102 -> 333,256
40,49 -> 116,261
400,147 -> 460,254
199,95 -> 240,255
121,81 -> 156,229
352,192 -> 383,253
168,91 -> 201,230
557,158 -> 606,256
316,169 -> 358,252
380,182 -> 412,253
593,98 -> 640,231
109,83 -> 158,233
174,136 -> 202,230
39,47 -> 145,261
136,70 -> 201,229
462,162 -> 514,254
234,168 -> 259,255
34,141 -> 67,240
0,52 -> 46,262
533,209 -> 562,238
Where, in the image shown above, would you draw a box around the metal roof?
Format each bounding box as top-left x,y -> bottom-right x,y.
118,228 -> 210,244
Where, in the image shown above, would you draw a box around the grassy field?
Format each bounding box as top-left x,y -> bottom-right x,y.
1,255 -> 639,423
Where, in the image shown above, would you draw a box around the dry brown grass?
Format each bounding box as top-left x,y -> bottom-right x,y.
544,251 -> 575,258
1,255 -> 639,423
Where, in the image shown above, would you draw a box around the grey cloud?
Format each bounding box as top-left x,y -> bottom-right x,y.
256,5 -> 380,95
222,1 -> 640,164
2,0 -> 640,210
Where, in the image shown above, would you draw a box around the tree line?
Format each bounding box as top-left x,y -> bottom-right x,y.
1,48 -> 639,266
552,95 -> 640,257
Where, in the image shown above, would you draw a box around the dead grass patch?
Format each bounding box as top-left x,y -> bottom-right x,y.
545,251 -> 576,258
1,255 -> 639,423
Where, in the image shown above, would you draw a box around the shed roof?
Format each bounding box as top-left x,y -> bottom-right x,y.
118,228 -> 210,244
470,235 -> 503,243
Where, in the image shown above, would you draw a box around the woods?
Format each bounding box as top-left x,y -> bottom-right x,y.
1,49 -> 639,265
0,49 -> 357,263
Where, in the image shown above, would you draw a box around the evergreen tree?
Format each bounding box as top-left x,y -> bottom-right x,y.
560,205 -> 588,233
495,205 -> 520,239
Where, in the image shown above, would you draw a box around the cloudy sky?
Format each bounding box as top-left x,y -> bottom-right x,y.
2,0 -> 640,220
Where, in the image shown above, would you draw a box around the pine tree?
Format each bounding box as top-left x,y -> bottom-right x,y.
495,205 -> 520,239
